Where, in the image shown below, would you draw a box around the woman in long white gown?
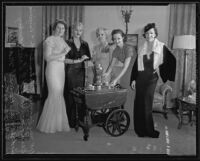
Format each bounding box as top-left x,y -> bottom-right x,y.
36,20 -> 71,133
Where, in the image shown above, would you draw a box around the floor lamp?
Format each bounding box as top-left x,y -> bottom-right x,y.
173,35 -> 196,96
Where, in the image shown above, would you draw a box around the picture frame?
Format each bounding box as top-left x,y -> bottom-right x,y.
5,26 -> 19,47
126,34 -> 138,51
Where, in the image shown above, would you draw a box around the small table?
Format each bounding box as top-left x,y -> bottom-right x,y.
176,96 -> 196,129
70,86 -> 130,141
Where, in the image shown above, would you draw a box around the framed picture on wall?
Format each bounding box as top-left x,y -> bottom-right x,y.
126,34 -> 138,51
5,27 -> 19,47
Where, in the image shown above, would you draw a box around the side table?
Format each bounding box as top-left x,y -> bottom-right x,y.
176,97 -> 196,129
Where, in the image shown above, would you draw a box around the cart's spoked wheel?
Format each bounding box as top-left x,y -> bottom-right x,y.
91,108 -> 109,116
105,109 -> 130,137
91,108 -> 110,125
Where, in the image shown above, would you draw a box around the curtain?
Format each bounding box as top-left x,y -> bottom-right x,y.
40,6 -> 84,97
168,3 -> 196,98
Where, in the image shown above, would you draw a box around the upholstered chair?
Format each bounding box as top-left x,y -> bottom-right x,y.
4,73 -> 33,140
153,80 -> 173,119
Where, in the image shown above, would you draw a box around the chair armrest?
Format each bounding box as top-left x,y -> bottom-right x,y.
4,94 -> 32,123
12,94 -> 32,112
158,84 -> 172,104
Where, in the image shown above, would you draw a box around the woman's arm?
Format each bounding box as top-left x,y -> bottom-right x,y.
108,44 -> 115,64
85,42 -> 92,60
130,56 -> 138,90
91,46 -> 97,63
64,57 -> 83,64
130,55 -> 138,82
111,57 -> 131,86
104,57 -> 117,76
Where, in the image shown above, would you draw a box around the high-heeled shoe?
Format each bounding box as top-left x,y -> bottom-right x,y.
135,132 -> 147,137
147,130 -> 160,138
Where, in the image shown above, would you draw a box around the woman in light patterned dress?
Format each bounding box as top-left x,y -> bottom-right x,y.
37,20 -> 71,133
92,27 -> 115,84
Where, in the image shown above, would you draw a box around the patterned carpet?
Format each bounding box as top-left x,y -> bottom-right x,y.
5,105 -> 196,156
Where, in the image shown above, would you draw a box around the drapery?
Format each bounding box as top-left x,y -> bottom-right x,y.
40,6 -> 84,97
168,3 -> 196,98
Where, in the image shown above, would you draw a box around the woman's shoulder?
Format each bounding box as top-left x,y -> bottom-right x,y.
66,38 -> 73,44
108,43 -> 116,50
124,43 -> 134,49
43,36 -> 56,46
45,35 -> 55,43
81,39 -> 89,46
124,43 -> 136,52
46,35 -> 55,40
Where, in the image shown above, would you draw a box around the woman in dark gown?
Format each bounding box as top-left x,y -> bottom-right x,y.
130,23 -> 176,138
64,22 -> 91,128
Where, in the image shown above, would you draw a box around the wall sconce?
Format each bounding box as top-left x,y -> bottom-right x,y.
121,6 -> 133,41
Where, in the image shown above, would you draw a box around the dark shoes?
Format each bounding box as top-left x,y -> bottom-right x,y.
149,130 -> 160,138
136,130 -> 160,138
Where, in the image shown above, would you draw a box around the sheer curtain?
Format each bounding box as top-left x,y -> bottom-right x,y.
40,6 -> 84,98
168,3 -> 196,99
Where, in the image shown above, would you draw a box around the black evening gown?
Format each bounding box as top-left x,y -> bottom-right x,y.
64,38 -> 91,128
134,53 -> 159,137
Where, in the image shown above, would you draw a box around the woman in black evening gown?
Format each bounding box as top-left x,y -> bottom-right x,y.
130,23 -> 176,138
64,22 -> 91,128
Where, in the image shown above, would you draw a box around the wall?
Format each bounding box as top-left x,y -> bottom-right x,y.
84,5 -> 170,129
5,5 -> 170,129
84,5 -> 170,49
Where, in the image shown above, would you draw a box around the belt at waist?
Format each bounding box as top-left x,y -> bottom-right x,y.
67,63 -> 83,69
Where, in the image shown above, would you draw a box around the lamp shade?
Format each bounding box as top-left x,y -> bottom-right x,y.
173,35 -> 196,50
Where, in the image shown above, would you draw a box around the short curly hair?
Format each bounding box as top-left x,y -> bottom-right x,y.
96,27 -> 109,39
52,19 -> 68,31
111,29 -> 125,41
143,23 -> 158,38
72,22 -> 84,30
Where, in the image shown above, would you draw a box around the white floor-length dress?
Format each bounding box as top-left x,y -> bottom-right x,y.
37,35 -> 70,133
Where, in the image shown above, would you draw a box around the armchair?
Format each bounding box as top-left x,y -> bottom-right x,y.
4,73 -> 33,140
153,81 -> 173,119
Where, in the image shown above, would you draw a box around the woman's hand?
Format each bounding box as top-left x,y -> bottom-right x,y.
56,56 -> 65,62
64,59 -> 71,64
102,72 -> 109,80
81,55 -> 89,62
110,79 -> 118,87
131,80 -> 136,90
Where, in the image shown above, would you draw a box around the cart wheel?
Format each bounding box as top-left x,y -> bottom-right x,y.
105,109 -> 130,137
91,109 -> 110,125
91,108 -> 109,117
